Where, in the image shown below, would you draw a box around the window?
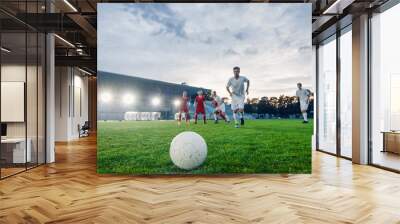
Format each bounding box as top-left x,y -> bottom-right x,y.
317,36 -> 337,154
370,3 -> 400,171
339,28 -> 352,158
0,3 -> 46,179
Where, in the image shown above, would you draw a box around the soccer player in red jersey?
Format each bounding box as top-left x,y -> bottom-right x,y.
194,90 -> 206,124
178,91 -> 190,126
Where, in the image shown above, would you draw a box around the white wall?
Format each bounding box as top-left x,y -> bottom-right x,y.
55,67 -> 89,141
55,67 -> 70,141
71,73 -> 89,138
1,65 -> 38,138
1,63 -> 47,164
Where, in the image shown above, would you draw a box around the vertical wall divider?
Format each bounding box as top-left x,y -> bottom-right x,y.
367,11 -> 373,165
316,45 -> 320,150
336,28 -> 341,157
44,32 -> 47,165
25,0 -> 28,171
73,68 -> 75,118
69,69 -> 71,118
36,0 -> 39,168
59,68 -> 62,117
36,2 -> 39,167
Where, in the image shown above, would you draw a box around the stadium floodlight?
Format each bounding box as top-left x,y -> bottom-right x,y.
123,94 -> 135,105
152,97 -> 161,106
173,99 -> 180,107
101,92 -> 112,103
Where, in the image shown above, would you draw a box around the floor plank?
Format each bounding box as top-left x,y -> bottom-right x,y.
0,135 -> 400,223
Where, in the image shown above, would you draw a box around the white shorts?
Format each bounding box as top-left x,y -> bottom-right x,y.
300,101 -> 309,111
214,104 -> 226,113
231,95 -> 245,111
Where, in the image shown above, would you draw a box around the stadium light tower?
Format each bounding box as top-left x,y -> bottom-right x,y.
152,97 -> 161,106
123,94 -> 135,105
173,99 -> 180,107
101,92 -> 112,103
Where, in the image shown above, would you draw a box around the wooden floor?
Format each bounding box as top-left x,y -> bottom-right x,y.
372,151 -> 400,171
1,136 -> 400,224
1,167 -> 26,178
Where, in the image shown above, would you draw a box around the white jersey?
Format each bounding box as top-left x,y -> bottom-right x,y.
227,76 -> 248,97
213,96 -> 225,111
213,96 -> 223,106
296,88 -> 310,103
296,88 -> 310,111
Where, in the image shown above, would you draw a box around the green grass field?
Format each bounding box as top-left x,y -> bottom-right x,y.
97,119 -> 312,174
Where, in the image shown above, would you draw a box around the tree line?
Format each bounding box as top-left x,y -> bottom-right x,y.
243,95 -> 314,118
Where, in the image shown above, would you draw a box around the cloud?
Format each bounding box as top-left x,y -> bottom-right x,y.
224,48 -> 239,56
244,47 -> 258,55
98,3 -> 312,97
123,4 -> 187,38
234,32 -> 247,40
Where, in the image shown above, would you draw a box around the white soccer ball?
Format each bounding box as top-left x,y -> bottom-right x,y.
169,131 -> 207,170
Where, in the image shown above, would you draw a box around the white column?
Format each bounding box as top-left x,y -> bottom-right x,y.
55,67 -> 73,141
46,33 -> 55,163
45,0 -> 56,163
352,14 -> 369,164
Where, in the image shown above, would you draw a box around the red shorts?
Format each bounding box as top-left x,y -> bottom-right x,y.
196,107 -> 205,114
180,106 -> 189,113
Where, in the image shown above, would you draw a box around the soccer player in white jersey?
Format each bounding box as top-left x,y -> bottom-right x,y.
296,82 -> 311,123
211,91 -> 229,123
226,66 -> 250,128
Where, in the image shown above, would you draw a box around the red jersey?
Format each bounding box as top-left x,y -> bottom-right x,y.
180,96 -> 189,112
195,95 -> 205,113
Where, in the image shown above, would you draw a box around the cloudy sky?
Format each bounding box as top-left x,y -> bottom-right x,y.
98,3 -> 312,98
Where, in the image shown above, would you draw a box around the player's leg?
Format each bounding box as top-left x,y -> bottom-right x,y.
238,97 -> 245,125
216,109 -> 226,121
194,112 -> 198,124
232,109 -> 239,128
185,112 -> 190,122
219,110 -> 227,121
220,105 -> 229,122
178,112 -> 182,126
202,111 -> 206,124
300,102 -> 309,123
233,110 -> 239,128
184,111 -> 190,126
302,110 -> 308,123
231,96 -> 240,127
213,111 -> 218,123
238,109 -> 244,125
